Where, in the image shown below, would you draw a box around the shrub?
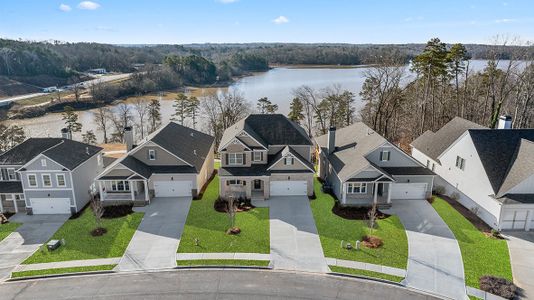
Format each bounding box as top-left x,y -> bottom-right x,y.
479,275 -> 518,299
450,192 -> 460,201
433,185 -> 446,195
362,235 -> 383,248
102,205 -> 134,218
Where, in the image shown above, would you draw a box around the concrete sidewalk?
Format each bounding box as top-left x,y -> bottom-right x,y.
269,196 -> 329,273
0,214 -> 68,281
13,258 -> 120,272
326,257 -> 407,278
177,253 -> 270,261
117,197 -> 192,272
384,200 -> 467,300
506,232 -> 534,299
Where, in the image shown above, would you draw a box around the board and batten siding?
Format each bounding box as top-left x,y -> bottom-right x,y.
71,153 -> 104,213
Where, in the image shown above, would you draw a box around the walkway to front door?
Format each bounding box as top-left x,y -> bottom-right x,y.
268,196 -> 329,273
117,197 -> 192,272
384,200 -> 467,300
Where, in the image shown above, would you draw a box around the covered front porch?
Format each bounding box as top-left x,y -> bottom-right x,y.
219,176 -> 269,201
341,180 -> 393,207
97,177 -> 150,205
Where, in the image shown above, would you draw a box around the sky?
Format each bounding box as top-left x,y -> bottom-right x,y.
0,0 -> 533,45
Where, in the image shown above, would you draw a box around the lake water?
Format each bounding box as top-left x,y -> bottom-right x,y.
4,60 -> 500,141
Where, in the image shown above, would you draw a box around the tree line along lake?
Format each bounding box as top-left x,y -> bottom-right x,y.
4,60 -> 497,141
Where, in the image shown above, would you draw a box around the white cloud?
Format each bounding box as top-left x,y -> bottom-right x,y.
78,1 -> 100,10
495,18 -> 515,23
216,0 -> 238,3
273,16 -> 289,25
59,4 -> 72,12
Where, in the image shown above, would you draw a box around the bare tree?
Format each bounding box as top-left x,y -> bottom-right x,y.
293,86 -> 323,136
93,106 -> 112,144
90,195 -> 105,231
133,98 -> 149,139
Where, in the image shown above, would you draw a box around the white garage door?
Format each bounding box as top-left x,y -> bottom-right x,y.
501,210 -> 528,230
30,198 -> 71,214
154,181 -> 192,197
270,181 -> 307,196
391,183 -> 427,200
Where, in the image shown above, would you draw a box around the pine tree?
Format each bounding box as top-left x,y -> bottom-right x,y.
187,96 -> 200,129
173,93 -> 189,125
147,99 -> 162,134
62,106 -> 82,135
288,97 -> 304,124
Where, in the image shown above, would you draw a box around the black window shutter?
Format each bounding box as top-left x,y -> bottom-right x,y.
261,152 -> 264,161
243,153 -> 246,165
225,153 -> 228,165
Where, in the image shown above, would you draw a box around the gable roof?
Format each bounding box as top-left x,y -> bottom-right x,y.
219,114 -> 312,151
0,138 -> 101,170
315,122 -> 389,181
150,122 -> 215,171
411,117 -> 486,162
468,129 -> 534,197
267,146 -> 315,171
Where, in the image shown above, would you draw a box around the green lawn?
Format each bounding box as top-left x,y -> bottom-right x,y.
23,208 -> 143,264
431,197 -> 513,288
311,179 -> 408,269
178,174 -> 269,253
0,222 -> 21,242
177,259 -> 270,267
329,265 -> 404,283
11,265 -> 116,278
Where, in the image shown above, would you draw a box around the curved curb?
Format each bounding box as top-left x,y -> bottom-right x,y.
327,271 -> 405,287
175,265 -> 273,271
7,270 -> 116,282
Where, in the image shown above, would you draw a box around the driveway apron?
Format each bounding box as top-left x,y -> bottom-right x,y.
117,197 -> 191,272
506,232 -> 534,299
0,214 -> 69,280
269,196 -> 329,273
384,200 -> 467,300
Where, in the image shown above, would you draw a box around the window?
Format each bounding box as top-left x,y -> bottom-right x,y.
56,174 -> 66,187
111,180 -> 130,192
41,159 -> 47,167
284,156 -> 294,165
380,151 -> 391,162
148,149 -> 156,161
253,151 -> 263,162
347,183 -> 367,194
7,168 -> 16,181
228,153 -> 243,165
42,174 -> 52,187
455,156 -> 465,170
227,180 -> 246,186
27,174 -> 37,187
0,168 -> 8,181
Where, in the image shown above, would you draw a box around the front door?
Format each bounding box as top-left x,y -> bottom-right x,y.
254,180 -> 262,190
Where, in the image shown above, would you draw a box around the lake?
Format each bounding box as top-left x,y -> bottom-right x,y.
4,60 -> 499,141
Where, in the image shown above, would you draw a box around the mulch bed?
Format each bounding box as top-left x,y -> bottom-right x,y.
226,227 -> 241,235
362,235 -> 383,248
102,205 -> 134,219
90,227 -> 108,236
332,202 -> 391,220
437,195 -> 493,233
479,275 -> 518,299
214,198 -> 255,213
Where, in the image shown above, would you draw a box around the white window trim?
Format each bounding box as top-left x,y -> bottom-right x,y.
227,179 -> 246,186
148,149 -> 156,161
455,156 -> 465,170
41,159 -> 47,167
380,151 -> 391,162
347,182 -> 367,194
7,168 -> 16,181
41,174 -> 52,187
252,151 -> 262,162
27,174 -> 38,187
56,174 -> 66,187
228,153 -> 243,165
110,180 -> 130,192
284,156 -> 294,165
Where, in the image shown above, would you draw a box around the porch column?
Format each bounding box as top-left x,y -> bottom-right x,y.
387,182 -> 392,204
373,183 -> 378,205
342,183 -> 347,204
0,195 -> 3,212
144,180 -> 149,203
526,210 -> 533,232
130,181 -> 135,201
98,181 -> 104,201
12,194 -> 18,213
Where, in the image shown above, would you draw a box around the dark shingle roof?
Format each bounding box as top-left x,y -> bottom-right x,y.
382,167 -> 435,176
0,181 -> 23,193
411,117 -> 486,162
219,114 -> 312,151
151,122 -> 215,172
267,146 -> 315,171
219,165 -> 270,177
120,156 -> 153,179
0,138 -> 101,170
497,194 -> 534,204
469,129 -> 534,196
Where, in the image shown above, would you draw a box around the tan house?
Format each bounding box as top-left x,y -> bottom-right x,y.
96,122 -> 215,205
218,114 -> 315,200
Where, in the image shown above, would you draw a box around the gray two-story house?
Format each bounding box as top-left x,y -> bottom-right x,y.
0,138 -> 103,215
96,122 -> 215,204
218,114 -> 315,200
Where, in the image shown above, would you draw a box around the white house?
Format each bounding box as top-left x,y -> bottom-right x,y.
411,116 -> 534,231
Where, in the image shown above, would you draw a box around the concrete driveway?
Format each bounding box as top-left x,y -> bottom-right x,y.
117,197 -> 192,272
0,214 -> 68,280
269,196 -> 329,273
384,200 -> 467,300
506,232 -> 534,299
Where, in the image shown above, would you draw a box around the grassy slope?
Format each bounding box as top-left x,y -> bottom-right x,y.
177,259 -> 270,267
311,179 -> 408,269
11,265 -> 116,278
24,208 -> 143,264
178,174 -> 270,253
0,222 -> 21,242
431,197 -> 512,288
329,265 -> 404,283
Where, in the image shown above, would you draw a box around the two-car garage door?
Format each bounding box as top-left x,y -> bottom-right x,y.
154,181 -> 192,197
30,198 -> 71,214
270,181 -> 307,196
390,183 -> 427,200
